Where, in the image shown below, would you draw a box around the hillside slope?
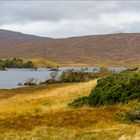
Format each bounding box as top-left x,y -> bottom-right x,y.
0,29 -> 140,66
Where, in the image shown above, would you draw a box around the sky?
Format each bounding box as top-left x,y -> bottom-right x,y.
0,1 -> 140,38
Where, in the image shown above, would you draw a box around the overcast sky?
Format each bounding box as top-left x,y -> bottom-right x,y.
0,1 -> 140,38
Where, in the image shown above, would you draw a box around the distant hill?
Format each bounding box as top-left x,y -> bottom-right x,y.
0,29 -> 140,66
0,29 -> 51,43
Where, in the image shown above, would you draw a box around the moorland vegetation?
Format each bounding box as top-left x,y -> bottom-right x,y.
0,58 -> 36,70
69,68 -> 140,107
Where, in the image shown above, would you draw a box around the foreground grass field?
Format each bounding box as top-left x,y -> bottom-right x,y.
0,80 -> 140,140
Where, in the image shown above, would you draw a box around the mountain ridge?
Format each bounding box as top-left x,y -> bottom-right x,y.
0,29 -> 140,66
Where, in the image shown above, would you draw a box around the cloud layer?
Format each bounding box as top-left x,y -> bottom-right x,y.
0,1 -> 140,38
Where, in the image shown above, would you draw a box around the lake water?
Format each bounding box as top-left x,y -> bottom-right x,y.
0,66 -> 127,89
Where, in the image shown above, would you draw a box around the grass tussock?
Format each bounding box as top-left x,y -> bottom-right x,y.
0,107 -> 118,132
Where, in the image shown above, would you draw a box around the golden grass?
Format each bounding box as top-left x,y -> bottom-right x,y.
22,58 -> 60,67
0,81 -> 95,116
22,57 -> 140,67
2,57 -> 140,67
0,80 -> 140,139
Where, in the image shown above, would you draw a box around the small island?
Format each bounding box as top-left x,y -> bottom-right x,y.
0,58 -> 36,70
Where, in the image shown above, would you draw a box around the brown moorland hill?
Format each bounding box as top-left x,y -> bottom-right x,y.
0,29 -> 140,66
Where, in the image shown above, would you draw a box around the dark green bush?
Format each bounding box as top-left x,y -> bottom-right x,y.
69,68 -> 140,107
23,61 -> 35,69
0,58 -> 36,69
0,63 -> 6,70
89,70 -> 140,106
68,96 -> 89,108
124,102 -> 140,123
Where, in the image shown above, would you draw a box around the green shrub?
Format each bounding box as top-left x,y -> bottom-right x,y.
60,69 -> 112,83
68,96 -> 89,108
43,68 -> 112,85
2,58 -> 36,69
23,61 -> 35,68
124,102 -> 140,122
69,68 -> 140,108
89,70 -> 140,106
60,70 -> 91,82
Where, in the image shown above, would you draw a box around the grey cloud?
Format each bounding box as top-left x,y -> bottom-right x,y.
1,1 -> 140,37
0,1 -> 140,24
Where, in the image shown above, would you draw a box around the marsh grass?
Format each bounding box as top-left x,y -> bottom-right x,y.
0,125 -> 139,140
0,80 -> 140,139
